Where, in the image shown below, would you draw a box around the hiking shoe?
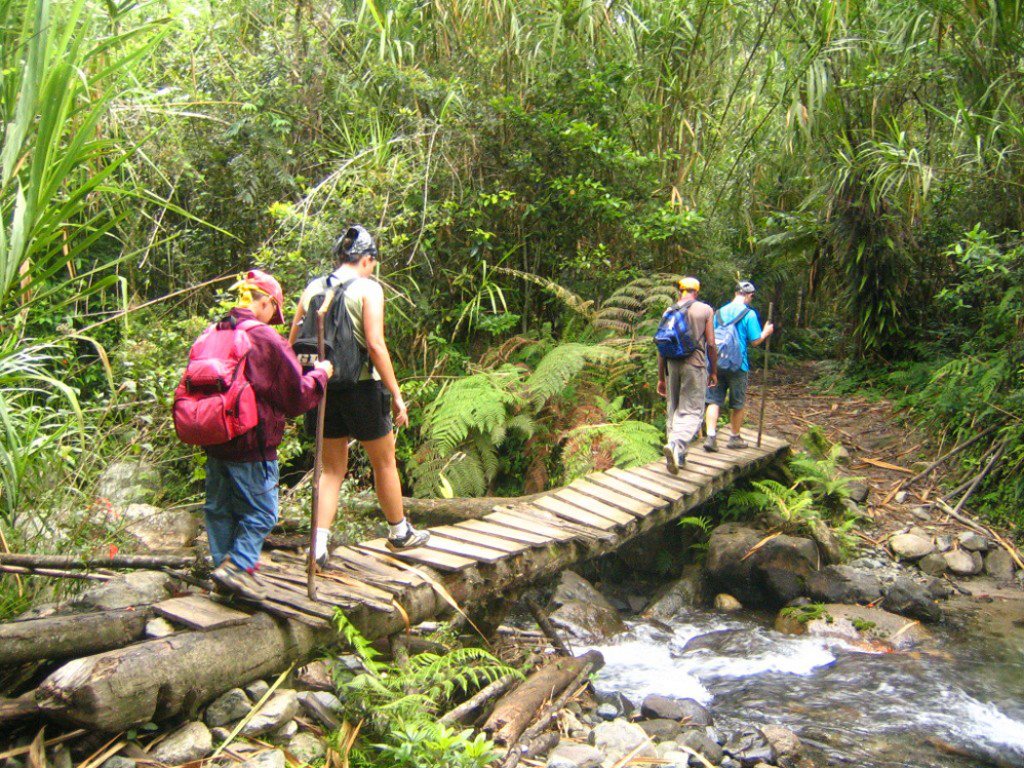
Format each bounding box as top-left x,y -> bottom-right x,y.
212,560 -> 267,601
704,433 -> 719,452
663,443 -> 685,475
727,434 -> 748,450
314,551 -> 331,571
386,525 -> 431,551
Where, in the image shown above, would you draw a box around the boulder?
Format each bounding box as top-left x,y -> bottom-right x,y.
590,720 -> 658,765
714,594 -> 743,611
640,695 -> 712,726
547,571 -> 626,642
724,728 -> 776,767
547,742 -> 604,768
705,525 -> 819,609
918,553 -> 947,577
805,565 -> 882,604
240,690 -> 299,737
889,534 -> 934,561
119,504 -> 197,551
73,571 -> 172,610
239,750 -> 285,768
881,576 -> 942,622
846,480 -> 869,503
643,565 -> 705,620
944,549 -> 983,576
680,729 -> 725,765
149,722 -> 212,765
785,604 -> 932,650
639,719 -> 683,741
984,549 -> 1016,581
287,733 -> 326,764
957,531 -> 991,552
205,688 -> 252,727
96,460 -> 161,507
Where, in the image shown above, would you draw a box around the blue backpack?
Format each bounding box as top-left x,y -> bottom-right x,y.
714,307 -> 752,371
654,300 -> 698,359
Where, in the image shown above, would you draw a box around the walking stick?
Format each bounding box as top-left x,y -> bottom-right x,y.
308,289 -> 335,601
756,302 -> 774,448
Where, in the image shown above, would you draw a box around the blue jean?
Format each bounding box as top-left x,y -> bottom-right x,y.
204,457 -> 279,571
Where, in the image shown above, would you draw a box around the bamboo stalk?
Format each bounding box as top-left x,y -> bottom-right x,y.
0,553 -> 194,570
756,302 -> 774,448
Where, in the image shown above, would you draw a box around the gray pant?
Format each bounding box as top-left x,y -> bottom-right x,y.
666,359 -> 708,450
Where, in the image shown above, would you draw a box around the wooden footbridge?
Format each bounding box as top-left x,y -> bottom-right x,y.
12,429 -> 788,732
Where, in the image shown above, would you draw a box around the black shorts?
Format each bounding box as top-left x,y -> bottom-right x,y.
305,380 -> 393,442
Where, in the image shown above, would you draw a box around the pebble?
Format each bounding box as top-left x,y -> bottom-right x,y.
244,680 -> 270,700
957,531 -> 991,552
934,535 -> 953,553
149,722 -> 212,764
144,618 -> 176,639
759,724 -> 802,758
894,491 -> 909,504
596,703 -> 620,721
100,758 -> 134,768
680,729 -> 725,764
889,533 -> 934,561
205,688 -> 252,727
287,733 -> 326,764
210,727 -> 231,744
297,690 -> 344,728
240,691 -> 299,737
239,749 -> 286,768
714,593 -> 743,611
270,720 -> 298,742
911,506 -> 932,521
546,742 -> 604,768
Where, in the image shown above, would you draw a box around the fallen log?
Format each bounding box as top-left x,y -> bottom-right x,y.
0,693 -> 40,724
439,672 -> 522,726
482,650 -> 604,747
0,607 -> 152,666
0,554 -> 195,570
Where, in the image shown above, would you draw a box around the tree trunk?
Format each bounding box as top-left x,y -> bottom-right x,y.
0,608 -> 151,666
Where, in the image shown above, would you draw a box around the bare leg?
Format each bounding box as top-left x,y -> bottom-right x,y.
361,432 -> 405,525
315,437 -> 349,529
705,403 -> 721,434
730,408 -> 745,437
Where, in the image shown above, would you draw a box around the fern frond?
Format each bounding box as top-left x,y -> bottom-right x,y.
526,343 -> 621,405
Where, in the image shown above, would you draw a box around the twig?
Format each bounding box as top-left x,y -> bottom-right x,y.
0,730 -> 87,760
438,671 -> 524,726
0,553 -> 195,570
0,565 -> 111,581
951,441 -> 1006,516
903,423 -> 1003,488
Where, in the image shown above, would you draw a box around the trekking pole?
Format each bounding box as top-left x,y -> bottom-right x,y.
308,288 -> 335,601
756,302 -> 774,449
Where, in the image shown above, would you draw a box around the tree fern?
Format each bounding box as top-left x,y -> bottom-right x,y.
423,366 -> 524,456
526,342 -> 621,405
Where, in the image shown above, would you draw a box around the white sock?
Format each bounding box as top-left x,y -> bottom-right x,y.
388,519 -> 410,539
313,527 -> 330,559
707,426 -> 717,436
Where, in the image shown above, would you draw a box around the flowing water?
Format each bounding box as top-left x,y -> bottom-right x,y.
586,608 -> 1024,767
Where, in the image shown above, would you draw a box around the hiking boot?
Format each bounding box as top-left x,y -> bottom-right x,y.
663,443 -> 686,475
386,525 -> 431,551
314,551 -> 331,571
704,433 -> 719,452
727,434 -> 748,450
212,560 -> 267,601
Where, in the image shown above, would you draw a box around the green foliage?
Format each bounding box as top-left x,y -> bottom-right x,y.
780,603 -> 830,624
788,444 -> 857,516
730,479 -> 819,530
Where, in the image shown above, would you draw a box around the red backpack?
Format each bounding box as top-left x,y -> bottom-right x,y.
172,318 -> 261,446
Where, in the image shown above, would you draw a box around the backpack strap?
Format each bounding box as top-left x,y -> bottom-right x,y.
718,306 -> 751,327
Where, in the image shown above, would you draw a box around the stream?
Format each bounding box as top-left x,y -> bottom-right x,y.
586,608 -> 1024,767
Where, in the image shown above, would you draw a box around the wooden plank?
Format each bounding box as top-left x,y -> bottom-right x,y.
432,525 -> 530,554
631,465 -> 701,494
457,519 -> 552,546
423,533 -> 510,563
260,567 -> 395,610
152,595 -> 251,631
552,487 -> 638,524
569,478 -> 658,516
488,508 -> 576,542
643,461 -> 717,488
358,539 -> 475,572
685,451 -> 740,471
330,547 -> 428,586
533,495 -> 622,530
605,467 -> 678,502
585,473 -> 670,507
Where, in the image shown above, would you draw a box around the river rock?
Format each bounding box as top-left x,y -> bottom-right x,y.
548,571 -> 626,642
984,548 -> 1016,581
957,531 -> 991,552
240,690 -> 299,737
205,687 -> 252,727
680,729 -> 725,764
269,720 -> 298,741
805,565 -> 882,604
656,750 -> 690,768
296,659 -> 334,691
639,718 -> 683,741
759,725 -> 802,760
97,460 -> 161,507
641,695 -> 713,726
210,727 -> 231,743
846,480 -> 869,503
245,680 -> 270,700
643,565 -> 705,619
239,749 -> 285,768
705,524 -> 819,609
149,722 -> 212,764
918,553 -> 947,577
558,709 -> 591,740
714,593 -> 743,611
297,690 -> 344,728
145,617 -> 176,638
944,549 -> 983,576
816,604 -> 930,650
590,720 -> 658,764
100,757 -> 134,768
547,742 -> 604,768
119,503 -> 198,551
724,728 -> 776,767
73,571 -> 172,610
596,703 -> 619,721
287,733 -> 326,764
889,533 -> 934,561
881,576 -> 941,622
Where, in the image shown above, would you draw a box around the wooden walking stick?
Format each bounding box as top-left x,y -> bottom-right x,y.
308,288 -> 335,601
756,301 -> 774,448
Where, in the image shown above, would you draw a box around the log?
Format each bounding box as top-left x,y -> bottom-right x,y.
0,554 -> 196,570
0,693 -> 40,724
524,596 -> 572,656
0,608 -> 151,666
482,650 -> 604,746
438,672 -> 522,726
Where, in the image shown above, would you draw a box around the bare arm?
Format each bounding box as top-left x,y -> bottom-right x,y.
287,300 -> 306,346
657,354 -> 667,397
363,285 -> 408,427
704,314 -> 718,385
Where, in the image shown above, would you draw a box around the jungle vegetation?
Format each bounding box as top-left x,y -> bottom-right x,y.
3,0 -> 1024,615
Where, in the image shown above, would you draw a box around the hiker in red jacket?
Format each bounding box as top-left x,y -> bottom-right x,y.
202,270 -> 333,600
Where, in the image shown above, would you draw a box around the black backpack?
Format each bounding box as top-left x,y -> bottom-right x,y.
292,275 -> 370,388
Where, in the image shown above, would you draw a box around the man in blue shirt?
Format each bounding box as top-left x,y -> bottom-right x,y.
703,281 -> 774,450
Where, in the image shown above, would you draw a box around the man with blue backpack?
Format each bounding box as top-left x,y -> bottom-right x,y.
655,277 -> 718,473
703,281 -> 774,451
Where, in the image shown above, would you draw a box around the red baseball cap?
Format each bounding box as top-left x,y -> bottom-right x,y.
245,269 -> 284,325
